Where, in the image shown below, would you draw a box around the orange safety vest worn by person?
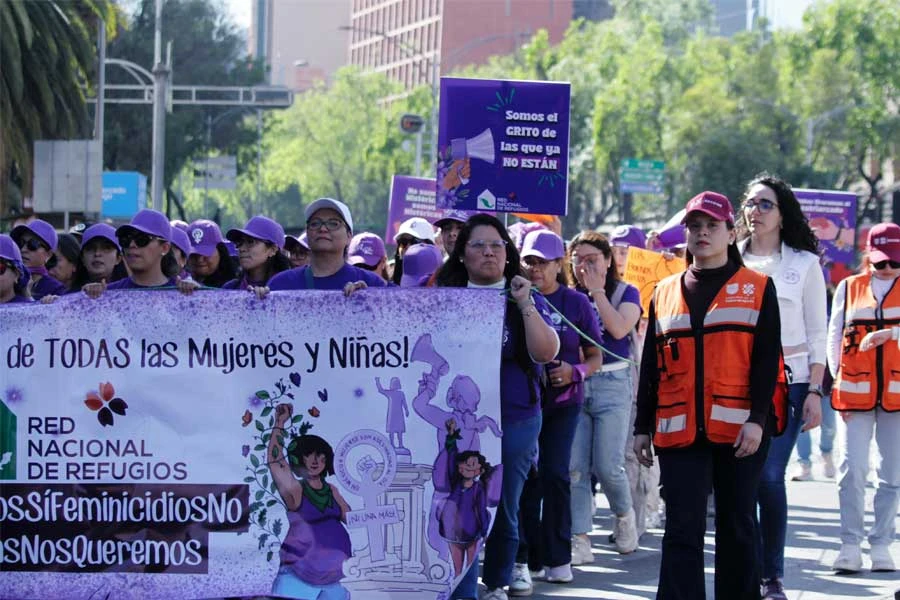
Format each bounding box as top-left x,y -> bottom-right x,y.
652,268 -> 789,448
833,271 -> 900,412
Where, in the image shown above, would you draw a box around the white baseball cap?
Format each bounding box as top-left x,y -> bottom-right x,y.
394,217 -> 435,243
305,198 -> 353,232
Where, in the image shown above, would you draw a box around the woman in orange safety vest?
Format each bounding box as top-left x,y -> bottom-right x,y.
634,191 -> 786,600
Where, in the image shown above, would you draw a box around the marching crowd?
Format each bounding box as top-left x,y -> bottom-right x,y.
1,172 -> 898,600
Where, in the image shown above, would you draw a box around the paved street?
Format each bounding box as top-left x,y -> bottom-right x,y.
523,477 -> 899,600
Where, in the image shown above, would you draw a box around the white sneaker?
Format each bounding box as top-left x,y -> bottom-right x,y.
791,462 -> 813,481
833,543 -> 862,573
822,453 -> 836,479
482,588 -> 509,600
508,563 -> 533,596
529,567 -> 545,580
614,508 -> 639,554
544,563 -> 573,583
570,535 -> 594,565
870,545 -> 896,572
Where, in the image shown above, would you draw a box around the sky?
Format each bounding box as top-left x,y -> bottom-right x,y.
226,0 -> 252,29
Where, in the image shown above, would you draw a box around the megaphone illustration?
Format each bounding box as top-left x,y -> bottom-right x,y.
411,333 -> 449,377
450,128 -> 496,185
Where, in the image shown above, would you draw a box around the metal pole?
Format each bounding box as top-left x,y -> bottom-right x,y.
414,129 -> 422,177
257,109 -> 262,214
95,23 -> 106,165
150,0 -> 167,209
430,59 -> 439,173
205,113 -> 211,216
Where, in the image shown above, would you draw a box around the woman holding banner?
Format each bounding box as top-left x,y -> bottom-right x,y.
10,219 -> 67,300
223,216 -> 292,290
565,231 -> 642,559
436,214 -> 559,600
737,174 -> 825,600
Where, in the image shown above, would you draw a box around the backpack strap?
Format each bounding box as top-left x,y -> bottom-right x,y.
610,281 -> 628,308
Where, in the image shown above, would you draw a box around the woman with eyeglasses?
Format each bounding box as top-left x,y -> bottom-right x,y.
435,214 -> 559,600
284,233 -> 310,268
734,174 -> 825,599
222,216 -> 292,289
563,231 -> 643,560
0,235 -> 34,304
186,219 -> 238,288
512,230 -> 603,593
81,210 -> 178,298
391,217 -> 436,285
10,219 -> 67,300
826,222 -> 900,574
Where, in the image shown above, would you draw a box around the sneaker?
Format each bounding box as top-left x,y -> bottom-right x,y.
529,567 -> 545,580
571,535 -> 594,565
871,545 -> 896,572
822,453 -> 836,479
791,462 -> 813,481
833,543 -> 862,573
508,563 -> 533,596
614,508 -> 639,554
544,563 -> 573,583
483,588 -> 508,600
761,577 -> 787,600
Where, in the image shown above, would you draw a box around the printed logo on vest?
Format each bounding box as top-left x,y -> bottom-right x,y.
742,283 -> 755,295
726,283 -> 739,294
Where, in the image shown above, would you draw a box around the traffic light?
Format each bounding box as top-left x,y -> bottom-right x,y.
400,114 -> 424,134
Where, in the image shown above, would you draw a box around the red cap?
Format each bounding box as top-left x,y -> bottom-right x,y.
867,222 -> 900,263
682,191 -> 734,226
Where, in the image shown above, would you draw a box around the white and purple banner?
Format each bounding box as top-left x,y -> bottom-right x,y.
0,289 -> 504,599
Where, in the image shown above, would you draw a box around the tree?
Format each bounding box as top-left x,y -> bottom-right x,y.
0,0 -> 116,218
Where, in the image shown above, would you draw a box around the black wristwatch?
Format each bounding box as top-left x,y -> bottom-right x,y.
808,385 -> 824,397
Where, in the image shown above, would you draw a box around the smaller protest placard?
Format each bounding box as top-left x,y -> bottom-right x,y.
794,188 -> 858,284
623,246 -> 687,315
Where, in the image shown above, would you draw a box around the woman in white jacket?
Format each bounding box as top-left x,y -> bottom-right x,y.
737,174 -> 825,600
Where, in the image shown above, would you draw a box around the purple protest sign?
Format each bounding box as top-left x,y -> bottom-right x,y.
386,175 -> 493,243
436,77 -> 570,215
795,188 -> 858,284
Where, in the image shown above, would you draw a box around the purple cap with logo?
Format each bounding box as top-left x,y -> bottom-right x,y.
867,222 -> 900,263
401,243 -> 443,287
682,191 -> 734,226
170,227 -> 192,257
435,210 -> 470,228
11,219 -> 58,251
521,230 -> 565,260
117,209 -> 172,243
610,225 -> 646,249
227,216 -> 286,249
0,234 -> 23,263
348,232 -> 386,267
187,219 -> 224,256
81,224 -> 121,251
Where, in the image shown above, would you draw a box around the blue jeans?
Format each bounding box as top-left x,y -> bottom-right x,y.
796,394 -> 836,464
570,368 -> 634,533
756,382 -> 807,580
451,560 -> 479,600
481,413 -> 542,591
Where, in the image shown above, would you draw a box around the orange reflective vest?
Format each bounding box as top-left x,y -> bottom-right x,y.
652,268 -> 788,448
833,273 -> 900,412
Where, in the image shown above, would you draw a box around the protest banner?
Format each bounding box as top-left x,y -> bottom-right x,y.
436,77 -> 571,215
623,246 -> 687,315
0,289 -> 504,600
794,189 -> 858,284
385,176 -> 485,243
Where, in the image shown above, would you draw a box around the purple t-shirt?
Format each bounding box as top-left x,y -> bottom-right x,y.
267,264 -> 387,290
106,277 -> 178,290
2,295 -> 33,304
584,283 -> 641,364
31,275 -> 67,300
542,286 -> 603,409
500,292 -> 556,424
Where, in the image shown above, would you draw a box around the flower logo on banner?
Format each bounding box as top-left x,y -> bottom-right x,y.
84,382 -> 128,427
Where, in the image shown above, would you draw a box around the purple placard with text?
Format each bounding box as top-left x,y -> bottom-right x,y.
795,188 -> 858,284
386,175 -> 490,243
436,77 -> 570,215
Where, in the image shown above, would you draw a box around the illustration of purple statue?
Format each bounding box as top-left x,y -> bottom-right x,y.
410,333 -> 501,560
375,376 -> 410,458
433,419 -> 502,579
269,403 -> 353,600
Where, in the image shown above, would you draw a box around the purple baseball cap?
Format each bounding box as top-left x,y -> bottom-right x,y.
11,219 -> 58,251
0,234 -> 23,263
187,219 -> 224,256
435,210 -> 470,229
117,209 -> 172,243
401,243 -> 443,287
610,225 -> 646,249
81,224 -> 121,251
655,224 -> 687,250
170,227 -> 192,257
305,198 -> 353,232
682,191 -> 734,226
170,220 -> 190,234
227,216 -> 286,249
348,232 -> 386,267
521,230 -> 565,260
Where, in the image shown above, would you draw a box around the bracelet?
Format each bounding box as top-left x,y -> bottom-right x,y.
589,288 -> 604,294
521,307 -> 537,318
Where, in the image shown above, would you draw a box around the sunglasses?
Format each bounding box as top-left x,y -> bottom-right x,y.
742,198 -> 778,213
396,236 -> 419,247
873,260 -> 900,270
118,232 -> 162,248
18,238 -> 49,252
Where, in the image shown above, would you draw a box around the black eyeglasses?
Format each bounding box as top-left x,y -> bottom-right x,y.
118,232 -> 162,248
18,238 -> 49,252
307,218 -> 344,232
742,198 -> 778,213
873,260 -> 900,270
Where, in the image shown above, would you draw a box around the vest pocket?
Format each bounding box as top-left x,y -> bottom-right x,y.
836,369 -> 873,409
885,370 -> 900,410
654,388 -> 690,447
708,384 -> 750,443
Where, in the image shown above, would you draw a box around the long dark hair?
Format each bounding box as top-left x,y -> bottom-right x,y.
737,173 -> 819,254
195,244 -> 238,287
435,214 -> 523,287
565,231 -> 620,299
71,254 -> 127,290
236,244 -> 292,283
